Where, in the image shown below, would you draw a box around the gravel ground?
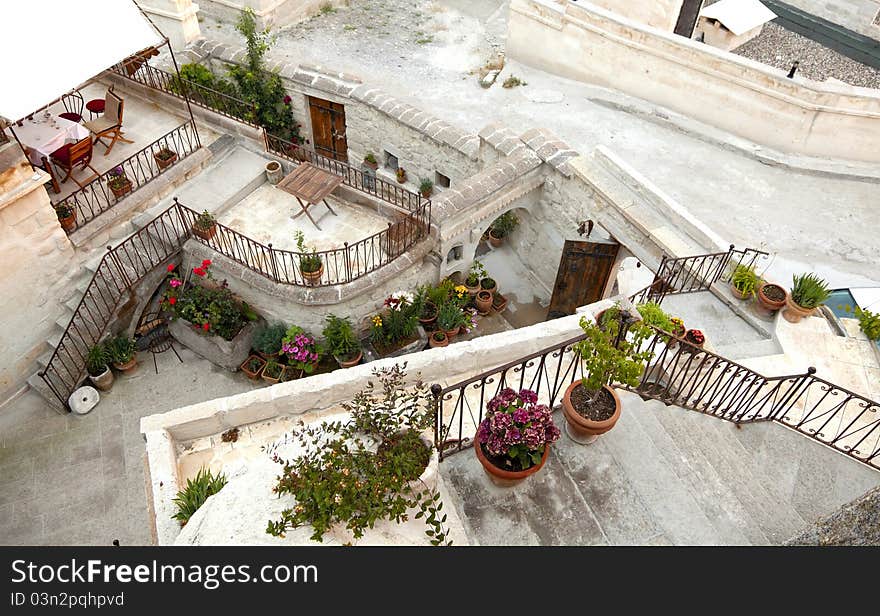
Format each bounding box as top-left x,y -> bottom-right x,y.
733,22 -> 880,88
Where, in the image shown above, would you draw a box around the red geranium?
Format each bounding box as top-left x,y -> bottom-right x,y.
685,329 -> 705,345
193,267 -> 206,277
167,264 -> 175,272
168,297 -> 176,306
201,259 -> 212,267
202,323 -> 210,331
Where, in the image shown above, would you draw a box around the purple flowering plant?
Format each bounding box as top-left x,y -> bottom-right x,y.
477,388 -> 560,471
281,325 -> 320,374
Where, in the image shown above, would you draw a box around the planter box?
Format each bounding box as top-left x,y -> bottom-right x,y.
169,319 -> 257,372
368,326 -> 428,359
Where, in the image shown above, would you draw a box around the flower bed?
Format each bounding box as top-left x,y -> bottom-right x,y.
164,261 -> 259,371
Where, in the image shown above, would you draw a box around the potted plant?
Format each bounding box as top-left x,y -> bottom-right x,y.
783,273 -> 830,323
474,388 -> 561,486
369,293 -> 423,357
488,211 -> 519,248
322,314 -> 362,368
492,292 -> 508,313
562,313 -> 654,444
667,317 -> 686,347
106,166 -> 132,198
419,178 -> 433,198
295,230 -> 324,286
437,301 -> 463,340
844,306 -> 880,341
54,203 -> 77,233
413,286 -> 438,327
86,342 -> 114,391
266,367 -> 450,545
107,335 -> 137,372
265,160 -> 283,184
241,354 -> 266,379
252,322 -> 287,360
192,209 -> 217,241
396,167 -> 407,183
464,260 -> 485,296
154,147 -> 178,170
756,281 -> 787,316
475,289 -> 493,315
730,264 -> 759,300
281,325 -> 320,376
429,330 -> 448,348
261,359 -> 284,384
480,275 -> 497,297
363,152 -> 378,171
682,329 -> 706,351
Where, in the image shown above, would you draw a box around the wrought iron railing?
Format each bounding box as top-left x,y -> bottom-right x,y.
40,204 -> 190,407
629,245 -> 769,304
265,133 -> 427,214
110,61 -> 259,127
177,197 -> 430,287
433,325 -> 880,469
53,119 -> 201,233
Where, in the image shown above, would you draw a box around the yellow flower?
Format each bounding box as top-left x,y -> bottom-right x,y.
371,315 -> 383,327
454,285 -> 467,294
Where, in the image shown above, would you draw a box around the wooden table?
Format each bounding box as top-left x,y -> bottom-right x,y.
277,162 -> 341,230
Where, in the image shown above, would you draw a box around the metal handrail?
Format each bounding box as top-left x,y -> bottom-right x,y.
53,119 -> 201,233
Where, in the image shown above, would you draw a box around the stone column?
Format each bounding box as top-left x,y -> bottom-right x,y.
135,0 -> 202,51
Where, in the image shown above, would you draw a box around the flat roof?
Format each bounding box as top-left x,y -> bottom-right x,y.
701,0 -> 777,35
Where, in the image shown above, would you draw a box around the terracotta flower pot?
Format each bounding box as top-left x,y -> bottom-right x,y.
429,332 -> 448,348
193,224 -> 216,241
782,296 -> 816,323
464,280 -> 480,296
756,282 -> 787,315
109,179 -> 133,199
488,228 -> 504,248
363,159 -> 378,171
58,211 -> 77,233
112,356 -> 138,373
730,283 -> 749,300
240,355 -> 266,379
154,151 -> 178,170
491,292 -> 508,313
479,278 -> 497,296
335,350 -> 363,368
443,325 -> 460,340
301,262 -> 324,286
418,302 -> 438,327
474,433 -> 549,487
561,381 -> 621,444
261,365 -> 283,384
475,290 -> 493,315
88,366 -> 114,391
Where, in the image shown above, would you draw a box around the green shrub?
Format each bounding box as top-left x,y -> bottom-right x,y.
107,336 -> 136,364
731,264 -> 760,297
790,273 -> 830,309
266,366 -> 450,545
843,306 -> 880,341
172,467 -> 228,526
86,343 -> 110,376
253,322 -> 287,356
636,301 -> 673,333
322,314 -> 361,361
490,211 -> 519,238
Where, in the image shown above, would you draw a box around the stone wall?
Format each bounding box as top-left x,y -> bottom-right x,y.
183,237 -> 440,335
0,145 -> 76,402
134,0 -> 201,51
508,0 -> 880,163
186,40 -> 482,186
587,0 -> 685,31
195,0 -> 349,30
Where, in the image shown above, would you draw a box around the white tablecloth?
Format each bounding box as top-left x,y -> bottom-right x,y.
14,114 -> 90,165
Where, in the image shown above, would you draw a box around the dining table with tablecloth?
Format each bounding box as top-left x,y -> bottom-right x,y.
14,112 -> 90,166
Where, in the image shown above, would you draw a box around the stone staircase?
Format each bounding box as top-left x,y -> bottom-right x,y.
26,138 -> 269,412
442,390 -> 880,545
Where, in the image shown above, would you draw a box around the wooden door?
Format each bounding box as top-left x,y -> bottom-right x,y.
547,240 -> 620,319
308,96 -> 348,162
674,0 -> 705,38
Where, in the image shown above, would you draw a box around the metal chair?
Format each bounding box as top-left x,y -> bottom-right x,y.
135,311 -> 182,374
58,90 -> 84,123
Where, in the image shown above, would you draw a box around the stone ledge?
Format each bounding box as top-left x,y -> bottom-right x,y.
786,485 -> 880,546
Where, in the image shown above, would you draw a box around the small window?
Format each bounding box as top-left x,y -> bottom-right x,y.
384,151 -> 398,171
435,172 -> 451,188
447,245 -> 463,263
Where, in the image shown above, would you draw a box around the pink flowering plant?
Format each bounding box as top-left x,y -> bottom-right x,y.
281,325 -> 320,374
477,388 -> 560,471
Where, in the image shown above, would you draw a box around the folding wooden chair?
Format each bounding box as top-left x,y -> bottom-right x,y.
49,137 -> 99,188
83,90 -> 133,156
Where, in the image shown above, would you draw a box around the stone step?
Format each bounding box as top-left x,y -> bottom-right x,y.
599,393 -> 732,545
625,395 -> 770,545
653,402 -> 808,543
26,372 -> 67,415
